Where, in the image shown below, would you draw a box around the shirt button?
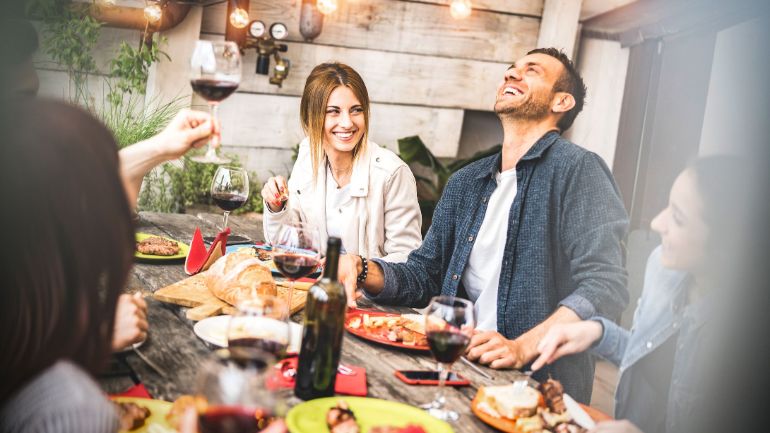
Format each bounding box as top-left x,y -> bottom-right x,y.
376,157 -> 381,162
482,196 -> 487,203
646,341 -> 653,349
452,274 -> 459,281
467,235 -> 474,242
673,322 -> 679,329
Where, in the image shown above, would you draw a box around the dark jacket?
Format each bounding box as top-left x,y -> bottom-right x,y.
370,131 -> 629,402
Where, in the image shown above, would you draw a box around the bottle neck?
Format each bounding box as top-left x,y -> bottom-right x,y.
323,241 -> 340,280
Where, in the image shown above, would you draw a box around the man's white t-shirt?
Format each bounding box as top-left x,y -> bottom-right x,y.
461,168 -> 517,331
325,165 -> 352,253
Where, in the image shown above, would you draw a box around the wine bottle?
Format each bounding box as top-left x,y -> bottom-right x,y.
294,237 -> 347,400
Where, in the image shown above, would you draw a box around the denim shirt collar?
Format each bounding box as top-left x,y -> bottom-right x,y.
474,130 -> 561,180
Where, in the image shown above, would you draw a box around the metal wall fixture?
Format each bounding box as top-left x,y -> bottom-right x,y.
299,0 -> 338,41
242,20 -> 291,87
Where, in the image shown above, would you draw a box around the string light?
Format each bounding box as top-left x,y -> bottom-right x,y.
144,2 -> 163,23
449,0 -> 472,19
317,0 -> 338,15
229,7 -> 250,28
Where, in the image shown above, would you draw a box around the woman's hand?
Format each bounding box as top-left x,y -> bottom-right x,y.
155,109 -> 217,158
261,176 -> 289,213
111,292 -> 149,351
588,420 -> 644,433
530,320 -> 603,371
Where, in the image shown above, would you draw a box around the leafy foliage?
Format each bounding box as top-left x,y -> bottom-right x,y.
108,38 -> 170,106
398,136 -> 501,234
95,94 -> 184,149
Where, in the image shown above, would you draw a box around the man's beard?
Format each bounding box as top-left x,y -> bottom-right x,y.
494,91 -> 552,121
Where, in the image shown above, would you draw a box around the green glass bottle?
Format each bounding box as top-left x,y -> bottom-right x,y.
294,237 -> 347,400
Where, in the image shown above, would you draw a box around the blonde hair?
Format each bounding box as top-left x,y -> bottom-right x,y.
300,62 -> 370,180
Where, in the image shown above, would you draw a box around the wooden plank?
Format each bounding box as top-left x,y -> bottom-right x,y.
201,0 -> 539,63
537,0 -> 582,57
416,0 -> 543,16
580,0 -> 639,21
212,92 -> 464,159
201,35 -> 508,111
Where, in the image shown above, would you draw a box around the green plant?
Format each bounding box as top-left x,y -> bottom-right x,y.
398,136 -> 501,234
95,93 -> 184,149
107,37 -> 170,106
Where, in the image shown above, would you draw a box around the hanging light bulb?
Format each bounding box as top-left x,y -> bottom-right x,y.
449,0 -> 472,19
317,0 -> 338,15
144,2 -> 163,23
229,7 -> 250,29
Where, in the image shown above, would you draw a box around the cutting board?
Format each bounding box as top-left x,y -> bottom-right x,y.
154,272 -> 308,321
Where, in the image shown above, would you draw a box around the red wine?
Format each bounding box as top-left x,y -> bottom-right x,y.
228,337 -> 287,358
212,193 -> 247,211
273,253 -> 319,280
199,406 -> 273,433
427,330 -> 470,364
191,79 -> 239,102
295,237 -> 346,400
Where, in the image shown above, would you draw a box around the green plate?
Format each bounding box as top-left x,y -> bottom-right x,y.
135,232 -> 189,261
286,396 -> 454,433
111,396 -> 174,433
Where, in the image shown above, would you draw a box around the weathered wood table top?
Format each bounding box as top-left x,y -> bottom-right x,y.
102,211 -> 532,432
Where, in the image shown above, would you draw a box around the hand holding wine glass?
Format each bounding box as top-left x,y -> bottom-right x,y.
211,166 -> 249,232
190,40 -> 241,164
422,296 -> 475,422
271,223 -> 321,310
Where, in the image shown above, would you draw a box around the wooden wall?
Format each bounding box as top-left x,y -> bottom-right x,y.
199,0 -> 543,178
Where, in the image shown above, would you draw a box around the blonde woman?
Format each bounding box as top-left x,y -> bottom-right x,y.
262,63 -> 421,263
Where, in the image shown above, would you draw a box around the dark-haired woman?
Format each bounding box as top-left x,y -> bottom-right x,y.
531,156 -> 751,433
261,62 -> 422,261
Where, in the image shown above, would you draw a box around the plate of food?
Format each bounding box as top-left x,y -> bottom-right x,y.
111,396 -> 174,433
345,311 -> 429,351
286,397 -> 453,433
135,233 -> 189,261
193,314 -> 303,354
471,378 -> 611,433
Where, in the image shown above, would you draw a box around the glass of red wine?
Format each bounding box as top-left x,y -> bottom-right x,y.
271,222 -> 321,312
210,166 -> 249,232
422,296 -> 475,422
190,40 -> 241,164
227,295 -> 291,359
196,348 -> 279,433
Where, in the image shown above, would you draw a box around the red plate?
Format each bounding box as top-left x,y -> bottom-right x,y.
344,310 -> 430,352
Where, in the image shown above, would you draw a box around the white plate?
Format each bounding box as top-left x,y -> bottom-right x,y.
193,315 -> 303,354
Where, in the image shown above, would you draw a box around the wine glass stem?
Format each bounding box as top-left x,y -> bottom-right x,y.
435,362 -> 449,409
222,211 -> 230,231
286,280 -> 295,313
209,102 -> 220,151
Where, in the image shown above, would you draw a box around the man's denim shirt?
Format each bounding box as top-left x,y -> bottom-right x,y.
592,247 -> 710,433
370,131 -> 630,402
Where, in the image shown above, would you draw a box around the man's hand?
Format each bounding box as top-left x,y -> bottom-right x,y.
588,420 -> 644,433
466,331 -> 532,369
530,320 -> 603,371
154,109 -> 217,159
111,292 -> 149,352
338,254 -> 362,308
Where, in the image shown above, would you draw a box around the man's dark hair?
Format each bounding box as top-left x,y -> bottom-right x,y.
1,19 -> 39,65
527,47 -> 587,132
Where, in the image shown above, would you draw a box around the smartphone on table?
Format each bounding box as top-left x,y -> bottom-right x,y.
394,370 -> 470,386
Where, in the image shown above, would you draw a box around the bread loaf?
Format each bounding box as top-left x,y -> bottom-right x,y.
205,251 -> 277,306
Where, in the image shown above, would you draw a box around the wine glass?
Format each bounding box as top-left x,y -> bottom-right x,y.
271,223 -> 322,312
422,296 -> 476,421
227,296 -> 291,359
210,166 -> 249,232
190,40 -> 241,164
196,348 -> 280,433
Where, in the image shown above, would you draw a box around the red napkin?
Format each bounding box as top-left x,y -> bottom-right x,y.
185,227 -> 230,275
267,357 -> 367,396
110,383 -> 152,399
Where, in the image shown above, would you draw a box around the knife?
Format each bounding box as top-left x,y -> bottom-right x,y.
132,346 -> 170,379
459,356 -> 494,380
563,393 -> 597,430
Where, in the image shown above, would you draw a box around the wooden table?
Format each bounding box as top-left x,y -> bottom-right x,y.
102,211 -> 532,432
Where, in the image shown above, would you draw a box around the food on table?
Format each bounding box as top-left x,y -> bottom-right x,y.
256,248 -> 273,261
325,401 -> 428,433
326,400 -> 359,433
136,236 -> 180,256
347,313 -> 428,347
475,379 -> 586,433
166,395 -> 208,430
205,251 -> 277,305
113,401 -> 152,431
